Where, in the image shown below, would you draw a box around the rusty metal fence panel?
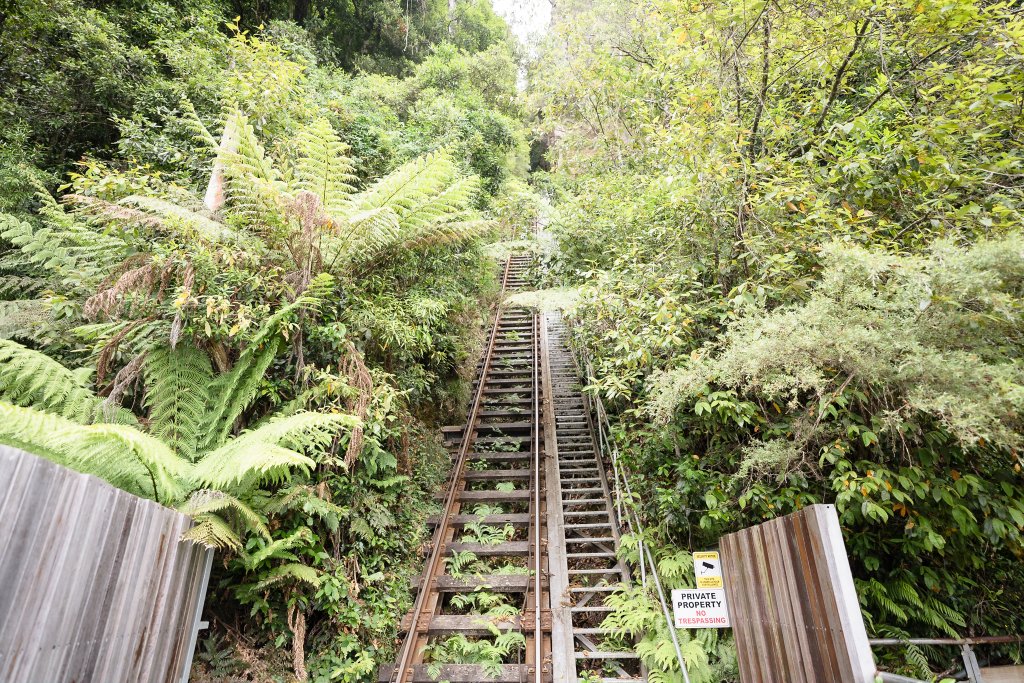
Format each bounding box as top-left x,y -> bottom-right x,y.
0,446 -> 212,683
721,503 -> 875,683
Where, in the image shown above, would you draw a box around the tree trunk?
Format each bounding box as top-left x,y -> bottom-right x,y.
287,602 -> 308,682
293,0 -> 311,26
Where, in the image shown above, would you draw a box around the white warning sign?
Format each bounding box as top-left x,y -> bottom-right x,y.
672,588 -> 731,628
672,550 -> 731,628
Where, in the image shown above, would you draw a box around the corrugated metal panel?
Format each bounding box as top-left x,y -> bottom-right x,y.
0,445 -> 211,683
721,504 -> 876,683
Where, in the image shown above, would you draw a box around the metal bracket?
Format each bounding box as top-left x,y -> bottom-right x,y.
961,643 -> 984,683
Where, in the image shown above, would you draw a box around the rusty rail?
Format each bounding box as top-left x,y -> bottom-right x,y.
384,255 -> 551,682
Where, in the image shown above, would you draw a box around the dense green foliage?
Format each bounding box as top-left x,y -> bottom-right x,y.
4,0 -> 1024,679
534,0 -> 1024,678
0,2 -> 531,680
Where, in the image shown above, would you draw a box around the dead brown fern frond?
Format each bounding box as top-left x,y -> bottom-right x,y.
84,263 -> 159,320
340,342 -> 372,469
64,194 -> 166,230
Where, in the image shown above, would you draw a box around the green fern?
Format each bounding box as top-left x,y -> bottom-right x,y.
0,299 -> 358,549
194,412 -> 355,491
267,484 -> 346,533
350,150 -> 455,214
199,292 -> 323,452
254,562 -> 321,590
179,490 -> 270,542
241,527 -> 313,569
181,512 -> 247,551
145,343 -> 214,459
290,117 -> 358,215
0,402 -> 185,501
0,340 -> 135,424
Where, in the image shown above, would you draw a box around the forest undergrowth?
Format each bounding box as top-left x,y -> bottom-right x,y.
530,0 -> 1024,680
1,0 -> 1023,681
0,1 -> 537,680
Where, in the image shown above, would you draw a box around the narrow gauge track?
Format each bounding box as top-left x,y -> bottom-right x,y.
384,254 -> 551,683
383,256 -> 644,683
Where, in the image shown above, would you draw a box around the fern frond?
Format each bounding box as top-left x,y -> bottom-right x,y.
60,422 -> 190,502
194,412 -> 353,491
906,643 -> 933,679
241,527 -> 312,569
401,219 -> 491,251
349,150 -> 456,217
145,344 -> 214,459
0,340 -> 135,424
179,489 -> 269,540
181,512 -> 243,550
0,212 -> 128,291
121,196 -> 234,242
200,338 -> 281,452
200,294 -> 325,450
0,300 -> 47,341
220,109 -> 287,228
0,402 -> 185,502
254,562 -> 321,590
398,175 -> 480,233
290,118 -> 358,215
178,97 -> 219,151
64,193 -> 167,231
266,484 -> 345,531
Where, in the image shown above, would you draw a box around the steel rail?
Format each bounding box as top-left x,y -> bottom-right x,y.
531,313 -> 543,682
389,258 -> 514,683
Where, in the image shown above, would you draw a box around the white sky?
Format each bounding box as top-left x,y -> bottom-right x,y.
490,0 -> 552,45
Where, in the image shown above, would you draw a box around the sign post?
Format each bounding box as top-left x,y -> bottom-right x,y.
672,550 -> 732,629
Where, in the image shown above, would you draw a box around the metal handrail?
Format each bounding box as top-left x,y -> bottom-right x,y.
566,320 -> 692,683
531,313 -> 543,683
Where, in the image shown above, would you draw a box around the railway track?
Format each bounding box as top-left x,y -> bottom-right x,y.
382,255 -> 644,683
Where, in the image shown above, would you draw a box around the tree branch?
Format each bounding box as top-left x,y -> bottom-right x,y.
748,17 -> 771,158
813,16 -> 872,134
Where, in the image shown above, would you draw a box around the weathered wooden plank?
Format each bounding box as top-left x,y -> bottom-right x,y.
445,541 -> 530,556
411,574 -> 533,591
422,614 -> 522,635
427,513 -> 531,527
378,663 -> 539,682
721,504 -> 875,683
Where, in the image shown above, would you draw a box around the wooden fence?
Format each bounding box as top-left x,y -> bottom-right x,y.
720,503 -> 876,683
0,445 -> 212,683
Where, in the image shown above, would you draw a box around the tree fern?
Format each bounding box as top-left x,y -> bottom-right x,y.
220,109 -> 285,228
200,287 -> 329,451
179,489 -> 270,541
0,210 -> 128,292
0,340 -> 135,424
194,412 -> 355,492
255,562 -> 321,590
290,117 -> 358,215
349,150 -> 455,216
182,512 -> 246,551
240,527 -> 312,569
266,485 -> 346,533
0,402 -> 185,502
398,175 -> 480,233
178,97 -> 219,152
203,323 -> 292,451
145,343 -> 214,459
0,299 -> 47,342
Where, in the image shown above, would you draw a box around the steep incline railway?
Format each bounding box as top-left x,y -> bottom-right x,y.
383,255 -> 644,683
